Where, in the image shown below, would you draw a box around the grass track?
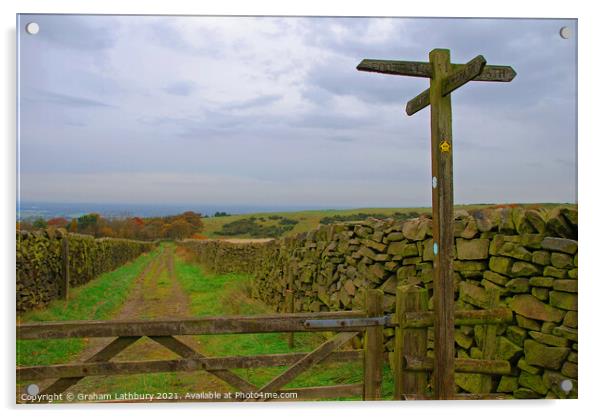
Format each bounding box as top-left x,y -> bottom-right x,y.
17,247 -> 161,367
174,251 -> 394,399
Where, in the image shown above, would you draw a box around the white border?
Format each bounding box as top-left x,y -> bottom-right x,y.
2,1 -> 599,418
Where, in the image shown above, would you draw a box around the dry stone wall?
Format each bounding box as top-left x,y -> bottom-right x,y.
17,229 -> 155,312
178,206 -> 578,399
179,239 -> 272,275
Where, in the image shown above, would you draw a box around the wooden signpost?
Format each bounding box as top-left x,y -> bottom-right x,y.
357,49 -> 515,400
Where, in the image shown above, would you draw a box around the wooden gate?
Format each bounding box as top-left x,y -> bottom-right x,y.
17,290 -> 386,403
392,284 -> 515,400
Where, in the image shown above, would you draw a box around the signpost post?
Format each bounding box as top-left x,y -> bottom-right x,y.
357,49 -> 515,400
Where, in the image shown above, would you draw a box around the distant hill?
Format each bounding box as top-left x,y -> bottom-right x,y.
201,203 -> 576,239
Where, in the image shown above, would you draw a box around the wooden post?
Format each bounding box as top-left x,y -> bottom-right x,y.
356,50 -> 515,400
394,285 -> 428,399
286,266 -> 295,348
479,288 -> 500,393
60,236 -> 70,300
363,289 -> 383,400
429,48 -> 456,400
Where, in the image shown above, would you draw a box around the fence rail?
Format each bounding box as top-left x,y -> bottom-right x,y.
17,290 -> 385,403
17,311 -> 373,340
17,350 -> 364,381
397,307 -> 513,328
18,283 -> 519,402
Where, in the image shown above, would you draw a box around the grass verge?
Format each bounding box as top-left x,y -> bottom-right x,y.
17,247 -> 160,367
174,254 -> 394,400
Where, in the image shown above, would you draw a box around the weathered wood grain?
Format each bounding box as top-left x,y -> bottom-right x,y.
479,288 -> 500,393
150,335 -> 257,393
363,289 -> 383,400
463,64 -> 516,82
37,336 -> 140,398
429,48 -> 456,400
357,59 -> 432,78
17,350 -> 363,381
248,331 -> 358,401
357,58 -> 515,82
406,88 -> 430,116
404,356 -> 511,375
17,310 -> 368,340
401,307 -> 513,328
442,55 -> 486,96
394,285 -> 428,399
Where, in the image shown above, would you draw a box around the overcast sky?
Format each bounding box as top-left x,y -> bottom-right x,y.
17,15 -> 577,209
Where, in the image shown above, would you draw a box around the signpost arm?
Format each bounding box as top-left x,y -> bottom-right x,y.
428,48 -> 456,400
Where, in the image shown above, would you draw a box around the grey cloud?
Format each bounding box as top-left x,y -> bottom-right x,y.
222,94 -> 282,111
303,18 -> 576,111
327,135 -> 355,143
17,15 -> 577,206
303,60 -> 425,106
302,17 -> 401,58
64,120 -> 88,127
290,111 -> 377,130
142,115 -> 255,140
555,158 -> 576,168
303,18 -> 573,66
147,21 -> 199,53
138,115 -> 191,127
163,81 -> 196,96
146,20 -> 226,57
29,89 -> 115,108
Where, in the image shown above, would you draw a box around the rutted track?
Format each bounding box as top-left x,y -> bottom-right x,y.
45,245 -> 230,399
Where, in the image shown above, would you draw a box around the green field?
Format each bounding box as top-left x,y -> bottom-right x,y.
203,206 -> 432,238
201,203 -> 574,239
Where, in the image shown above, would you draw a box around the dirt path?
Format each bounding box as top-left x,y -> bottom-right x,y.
61,245 -> 230,398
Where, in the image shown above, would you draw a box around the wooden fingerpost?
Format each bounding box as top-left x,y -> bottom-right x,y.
429,48 -> 456,400
394,285 -> 428,400
60,235 -> 70,300
479,288 -> 500,393
363,289 -> 384,400
357,47 -> 515,400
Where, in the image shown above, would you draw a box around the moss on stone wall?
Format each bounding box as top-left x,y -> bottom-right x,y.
178,206 -> 577,398
17,229 -> 155,312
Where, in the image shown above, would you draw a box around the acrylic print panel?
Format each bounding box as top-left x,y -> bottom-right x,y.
16,15 -> 577,403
